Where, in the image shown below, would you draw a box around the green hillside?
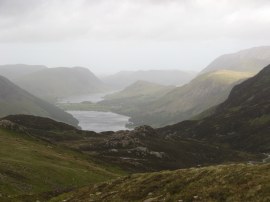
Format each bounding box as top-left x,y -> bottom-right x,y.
124,70 -> 254,127
0,123 -> 123,201
201,46 -> 270,73
0,75 -> 78,127
58,80 -> 175,118
1,115 -> 259,174
104,80 -> 174,100
97,46 -> 270,128
50,163 -> 270,202
15,67 -> 109,102
159,64 -> 270,153
1,65 -> 269,202
95,81 -> 174,116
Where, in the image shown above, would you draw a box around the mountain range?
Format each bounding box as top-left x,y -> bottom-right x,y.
97,46 -> 270,127
0,64 -> 47,80
102,70 -> 197,90
159,64 -> 270,153
15,66 -> 109,102
50,64 -> 270,201
0,63 -> 269,201
110,70 -> 254,127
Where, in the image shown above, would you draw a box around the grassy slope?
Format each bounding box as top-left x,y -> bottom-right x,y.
97,81 -> 175,116
104,80 -> 174,100
201,46 -> 270,73
159,65 -> 270,153
59,128 -> 259,173
126,70 -> 254,127
58,81 -> 175,116
2,115 -> 260,174
0,128 -> 124,200
50,163 -> 270,202
58,70 -> 255,129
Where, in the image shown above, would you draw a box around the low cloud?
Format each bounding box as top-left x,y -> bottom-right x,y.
0,0 -> 270,42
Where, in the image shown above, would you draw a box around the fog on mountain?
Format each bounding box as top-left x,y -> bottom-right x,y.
0,1 -> 270,201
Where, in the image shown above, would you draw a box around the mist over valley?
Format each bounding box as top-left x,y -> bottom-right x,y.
0,1 -> 270,201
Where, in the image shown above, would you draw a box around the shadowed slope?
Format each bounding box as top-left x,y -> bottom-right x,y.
159,65 -> 270,153
0,75 -> 78,127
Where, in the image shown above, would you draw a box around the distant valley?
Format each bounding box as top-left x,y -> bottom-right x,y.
0,47 -> 269,201
60,46 -> 270,128
1,1 -> 270,201
0,63 -> 269,201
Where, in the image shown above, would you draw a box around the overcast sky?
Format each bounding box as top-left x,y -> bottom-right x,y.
0,0 -> 270,74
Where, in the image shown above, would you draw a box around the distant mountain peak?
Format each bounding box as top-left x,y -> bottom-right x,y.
201,46 -> 270,74
14,66 -> 109,101
102,69 -> 197,90
159,64 -> 270,153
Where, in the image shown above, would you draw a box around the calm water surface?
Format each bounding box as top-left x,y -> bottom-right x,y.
67,110 -> 130,132
58,93 -> 107,103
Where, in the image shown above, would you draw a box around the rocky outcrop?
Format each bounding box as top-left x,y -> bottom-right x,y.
0,120 -> 28,134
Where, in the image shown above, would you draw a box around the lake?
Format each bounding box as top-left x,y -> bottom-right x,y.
58,93 -> 107,103
67,110 -> 130,132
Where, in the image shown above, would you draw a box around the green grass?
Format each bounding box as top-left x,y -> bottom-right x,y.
249,115 -> 270,126
51,163 -> 270,202
196,70 -> 254,84
104,80 -> 174,100
101,70 -> 255,128
0,128 -> 125,199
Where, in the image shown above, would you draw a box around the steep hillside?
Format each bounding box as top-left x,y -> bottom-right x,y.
0,64 -> 47,80
0,122 -> 123,201
127,70 -> 253,127
50,163 -> 270,202
159,65 -> 270,153
102,70 -> 196,89
201,46 -> 270,73
95,81 -> 175,116
15,67 -> 109,101
0,75 -> 78,127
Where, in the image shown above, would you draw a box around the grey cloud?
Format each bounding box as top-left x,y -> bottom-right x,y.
0,0 -> 269,42
0,0 -> 270,74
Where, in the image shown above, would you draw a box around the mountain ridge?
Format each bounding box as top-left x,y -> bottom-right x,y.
15,66 -> 109,101
158,64 -> 270,153
0,75 -> 79,127
201,46 -> 270,73
125,69 -> 254,127
102,69 -> 197,90
1,65 -> 269,200
0,64 -> 47,80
